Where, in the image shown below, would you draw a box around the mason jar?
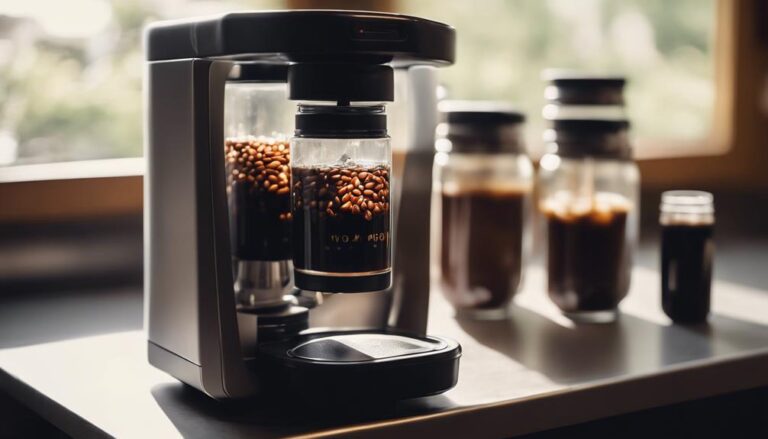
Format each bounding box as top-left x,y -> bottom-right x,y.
433,102 -> 534,319
538,119 -> 640,323
291,103 -> 392,293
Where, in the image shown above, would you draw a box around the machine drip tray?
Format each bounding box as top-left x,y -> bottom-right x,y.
290,333 -> 447,362
257,330 -> 461,401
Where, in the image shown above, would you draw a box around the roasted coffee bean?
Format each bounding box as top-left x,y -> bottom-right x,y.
291,164 -> 390,219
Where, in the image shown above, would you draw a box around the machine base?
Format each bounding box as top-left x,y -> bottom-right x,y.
256,330 -> 461,401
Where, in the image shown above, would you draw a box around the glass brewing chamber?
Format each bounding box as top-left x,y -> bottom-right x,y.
223,64 -> 295,309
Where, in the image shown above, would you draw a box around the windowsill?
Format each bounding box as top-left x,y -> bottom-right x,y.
634,136 -> 730,160
0,157 -> 144,184
0,158 -> 143,222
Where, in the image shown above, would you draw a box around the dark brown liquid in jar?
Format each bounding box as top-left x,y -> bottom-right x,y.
542,193 -> 631,313
440,186 -> 528,310
291,165 -> 391,274
225,138 -> 291,260
661,221 -> 713,323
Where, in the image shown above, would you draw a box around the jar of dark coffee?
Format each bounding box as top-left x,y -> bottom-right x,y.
538,119 -> 640,323
433,102 -> 533,320
660,191 -> 714,324
223,64 -> 295,309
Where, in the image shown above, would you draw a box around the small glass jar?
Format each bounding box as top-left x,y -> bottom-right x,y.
223,64 -> 295,309
433,102 -> 534,319
538,119 -> 640,323
291,103 -> 392,293
660,191 -> 715,324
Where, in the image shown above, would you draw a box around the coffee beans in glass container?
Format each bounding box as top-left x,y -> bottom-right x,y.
291,164 -> 391,275
225,137 -> 291,260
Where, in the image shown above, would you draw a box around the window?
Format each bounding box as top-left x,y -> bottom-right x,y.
0,0 -> 721,168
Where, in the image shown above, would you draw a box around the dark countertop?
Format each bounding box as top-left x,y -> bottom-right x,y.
1,237 -> 768,438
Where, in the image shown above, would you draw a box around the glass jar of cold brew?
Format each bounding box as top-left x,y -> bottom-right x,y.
291,103 -> 392,293
224,64 -> 295,309
433,102 -> 534,319
538,119 -> 640,323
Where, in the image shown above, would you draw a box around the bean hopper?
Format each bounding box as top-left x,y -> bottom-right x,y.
144,11 -> 461,400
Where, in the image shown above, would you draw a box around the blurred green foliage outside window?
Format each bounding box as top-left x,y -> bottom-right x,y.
0,0 -> 713,166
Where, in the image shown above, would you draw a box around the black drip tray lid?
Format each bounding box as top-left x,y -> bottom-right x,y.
259,331 -> 462,400
289,333 -> 449,363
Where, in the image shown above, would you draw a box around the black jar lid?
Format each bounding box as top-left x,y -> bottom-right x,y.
228,63 -> 288,83
438,101 -> 526,153
295,104 -> 387,139
552,118 -> 629,132
544,71 -> 627,105
547,118 -> 632,160
441,101 -> 526,125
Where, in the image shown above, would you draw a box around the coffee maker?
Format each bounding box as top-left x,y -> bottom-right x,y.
144,11 -> 460,400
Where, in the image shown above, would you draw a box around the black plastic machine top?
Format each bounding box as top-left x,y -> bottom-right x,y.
146,10 -> 455,102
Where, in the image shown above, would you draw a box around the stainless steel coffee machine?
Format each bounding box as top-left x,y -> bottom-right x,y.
144,10 -> 460,400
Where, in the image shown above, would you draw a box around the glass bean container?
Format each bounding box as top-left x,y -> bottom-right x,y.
433,102 -> 534,319
291,103 -> 392,293
538,119 -> 640,323
223,64 -> 295,309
